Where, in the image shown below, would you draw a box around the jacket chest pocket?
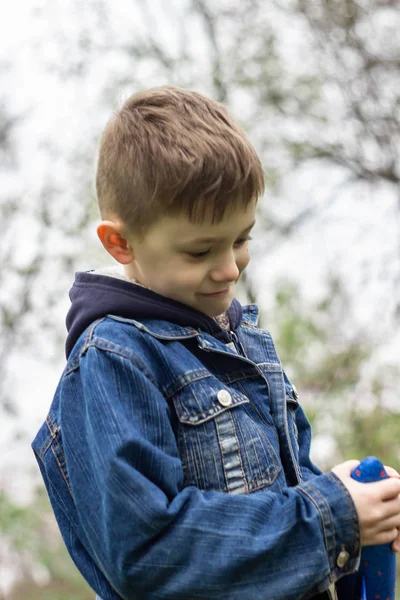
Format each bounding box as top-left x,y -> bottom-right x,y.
172,377 -> 283,495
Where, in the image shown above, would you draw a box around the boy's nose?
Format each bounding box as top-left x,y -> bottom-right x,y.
210,253 -> 240,282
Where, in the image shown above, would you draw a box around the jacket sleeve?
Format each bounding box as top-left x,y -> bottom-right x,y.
62,344 -> 360,600
283,370 -> 323,481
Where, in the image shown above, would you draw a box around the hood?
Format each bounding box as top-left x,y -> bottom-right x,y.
65,270 -> 243,358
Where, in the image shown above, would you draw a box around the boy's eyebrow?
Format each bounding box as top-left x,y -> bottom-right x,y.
185,221 -> 256,244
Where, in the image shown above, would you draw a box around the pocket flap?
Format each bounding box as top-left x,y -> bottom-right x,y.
173,379 -> 249,425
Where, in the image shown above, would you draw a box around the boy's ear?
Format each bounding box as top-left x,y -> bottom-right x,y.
97,221 -> 134,265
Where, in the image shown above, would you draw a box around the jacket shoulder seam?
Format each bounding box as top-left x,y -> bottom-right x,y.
70,328 -> 158,388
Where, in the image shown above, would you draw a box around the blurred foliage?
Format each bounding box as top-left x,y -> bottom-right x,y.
271,279 -> 400,470
1,489 -> 93,599
337,399 -> 400,468
8,582 -> 93,600
271,279 -> 400,595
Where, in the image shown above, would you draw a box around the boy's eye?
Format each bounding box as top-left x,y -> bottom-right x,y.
235,235 -> 252,246
187,249 -> 210,258
186,236 -> 252,258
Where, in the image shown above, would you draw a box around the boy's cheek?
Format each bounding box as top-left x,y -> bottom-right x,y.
237,251 -> 251,273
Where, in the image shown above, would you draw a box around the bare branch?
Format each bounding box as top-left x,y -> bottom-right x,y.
191,0 -> 228,102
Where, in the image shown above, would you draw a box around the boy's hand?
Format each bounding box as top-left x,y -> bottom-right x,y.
385,465 -> 400,479
331,460 -> 400,550
385,465 -> 400,551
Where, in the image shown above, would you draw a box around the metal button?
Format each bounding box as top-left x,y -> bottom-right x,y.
336,550 -> 350,568
217,390 -> 232,407
292,385 -> 299,400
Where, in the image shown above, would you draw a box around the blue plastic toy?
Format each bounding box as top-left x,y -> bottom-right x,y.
351,456 -> 397,600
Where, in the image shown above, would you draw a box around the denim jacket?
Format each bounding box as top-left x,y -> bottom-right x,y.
32,304 -> 360,599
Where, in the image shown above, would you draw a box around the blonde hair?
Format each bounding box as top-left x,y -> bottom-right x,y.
96,86 -> 264,235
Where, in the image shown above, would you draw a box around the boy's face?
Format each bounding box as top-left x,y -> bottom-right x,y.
126,200 -> 256,317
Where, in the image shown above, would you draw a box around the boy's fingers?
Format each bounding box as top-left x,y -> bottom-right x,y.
381,509 -> 400,529
384,465 -> 400,479
378,477 -> 400,500
392,529 -> 400,552
331,460 -> 360,479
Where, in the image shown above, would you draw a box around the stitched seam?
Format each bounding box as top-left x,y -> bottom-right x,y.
178,424 -> 190,486
46,414 -> 57,435
140,329 -> 198,340
287,407 -> 299,449
236,382 -> 280,442
164,371 -> 214,399
45,415 -> 74,498
242,403 -> 281,455
50,444 -> 74,498
37,436 -> 53,458
241,305 -> 259,325
83,318 -> 104,348
278,369 -> 302,484
65,358 -> 79,374
65,318 -> 105,375
80,341 -> 159,388
228,410 -> 248,493
306,485 -> 336,569
327,473 -> 359,551
229,404 -> 281,491
251,419 -> 281,466
219,370 -> 260,385
165,370 -> 261,400
245,474 -> 281,490
175,399 -> 249,424
52,434 -> 74,497
256,361 -> 283,370
240,322 -> 267,332
299,485 -> 334,575
108,314 -> 198,338
52,433 -> 69,479
213,418 -> 228,492
214,413 -> 247,494
237,407 -> 282,487
38,416 -> 57,456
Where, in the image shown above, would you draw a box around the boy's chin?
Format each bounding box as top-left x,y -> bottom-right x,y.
197,300 -> 233,318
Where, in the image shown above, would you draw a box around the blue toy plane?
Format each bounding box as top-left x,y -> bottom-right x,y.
350,457 -> 397,600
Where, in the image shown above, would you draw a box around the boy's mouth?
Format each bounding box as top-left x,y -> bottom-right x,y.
200,287 -> 231,297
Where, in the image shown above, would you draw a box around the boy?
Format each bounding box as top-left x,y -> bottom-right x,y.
32,86 -> 400,600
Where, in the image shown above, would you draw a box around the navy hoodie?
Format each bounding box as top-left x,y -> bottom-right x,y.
65,271 -> 243,358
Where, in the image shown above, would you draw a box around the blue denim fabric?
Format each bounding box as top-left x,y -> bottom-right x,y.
32,306 -> 360,599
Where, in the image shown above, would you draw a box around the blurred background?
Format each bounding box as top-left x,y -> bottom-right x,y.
1,0 -> 399,597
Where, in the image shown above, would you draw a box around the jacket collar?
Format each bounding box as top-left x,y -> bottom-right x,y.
108,305 -> 259,341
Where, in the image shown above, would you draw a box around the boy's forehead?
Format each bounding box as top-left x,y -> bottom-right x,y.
158,202 -> 257,241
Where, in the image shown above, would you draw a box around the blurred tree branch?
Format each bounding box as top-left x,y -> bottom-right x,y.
2,0 -> 400,407
282,0 -> 399,186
